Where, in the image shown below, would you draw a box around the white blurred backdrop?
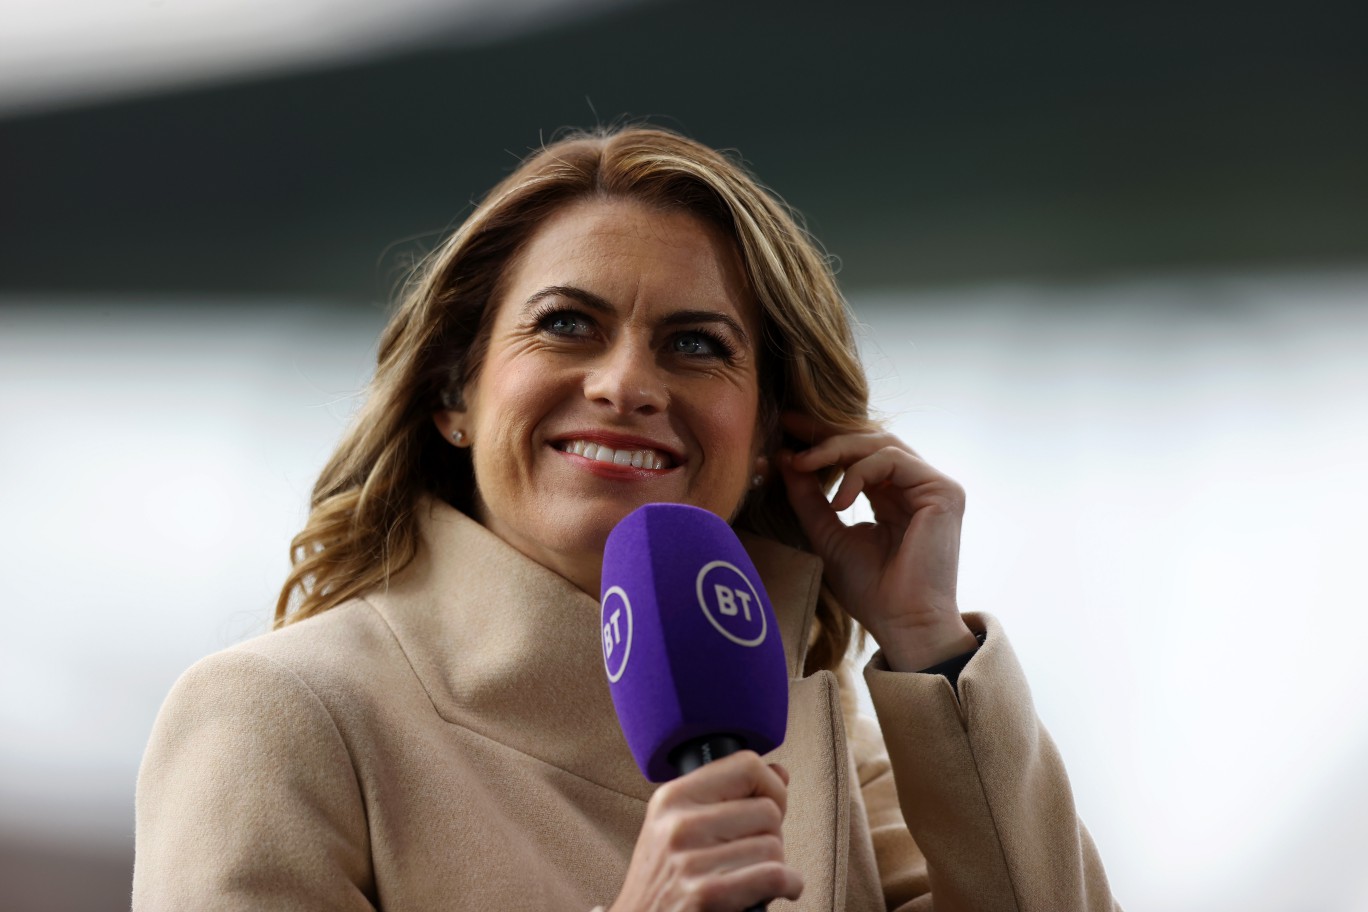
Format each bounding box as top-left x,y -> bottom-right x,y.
2,269 -> 1366,910
0,0 -> 640,115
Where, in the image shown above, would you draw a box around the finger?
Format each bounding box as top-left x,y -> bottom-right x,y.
697,860 -> 805,908
665,750 -> 788,813
792,431 -> 918,473
678,834 -> 786,878
830,447 -> 961,513
687,797 -> 784,845
647,796 -> 784,854
777,449 -> 848,548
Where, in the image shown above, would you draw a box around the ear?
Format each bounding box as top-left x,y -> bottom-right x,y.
433,409 -> 469,448
435,369 -> 479,447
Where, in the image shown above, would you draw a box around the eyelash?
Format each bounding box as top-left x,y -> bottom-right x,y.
672,328 -> 737,360
530,305 -> 738,361
532,305 -> 596,339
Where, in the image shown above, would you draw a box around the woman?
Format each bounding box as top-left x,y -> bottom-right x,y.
134,126 -> 1118,911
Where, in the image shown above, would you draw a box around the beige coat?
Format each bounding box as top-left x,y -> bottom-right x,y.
133,499 -> 1118,911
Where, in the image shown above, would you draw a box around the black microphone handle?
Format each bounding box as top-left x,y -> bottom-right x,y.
670,734 -> 746,775
669,735 -> 768,912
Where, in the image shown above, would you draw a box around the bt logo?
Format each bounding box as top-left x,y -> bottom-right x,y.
695,560 -> 767,647
600,586 -> 633,683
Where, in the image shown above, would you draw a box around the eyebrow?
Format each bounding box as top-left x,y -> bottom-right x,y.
525,285 -> 752,346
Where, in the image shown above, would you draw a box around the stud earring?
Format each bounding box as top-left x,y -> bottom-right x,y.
751,473 -> 764,489
452,430 -> 467,446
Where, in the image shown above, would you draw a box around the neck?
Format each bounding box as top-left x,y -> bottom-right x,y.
472,515 -> 604,598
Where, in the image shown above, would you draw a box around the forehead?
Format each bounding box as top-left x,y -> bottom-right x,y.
496,197 -> 756,322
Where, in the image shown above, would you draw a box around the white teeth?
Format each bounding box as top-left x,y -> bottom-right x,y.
561,439 -> 669,470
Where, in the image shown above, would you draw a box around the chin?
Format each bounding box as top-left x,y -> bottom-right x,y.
542,503 -> 636,556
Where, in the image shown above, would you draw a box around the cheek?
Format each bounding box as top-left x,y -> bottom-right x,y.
704,391 -> 762,471
466,368 -> 556,495
473,359 -> 549,431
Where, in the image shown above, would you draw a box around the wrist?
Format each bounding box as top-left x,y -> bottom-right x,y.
873,617 -> 980,674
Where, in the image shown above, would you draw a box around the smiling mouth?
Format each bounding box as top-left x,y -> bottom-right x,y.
556,439 -> 676,470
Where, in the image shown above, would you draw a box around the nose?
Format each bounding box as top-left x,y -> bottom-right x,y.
583,337 -> 668,415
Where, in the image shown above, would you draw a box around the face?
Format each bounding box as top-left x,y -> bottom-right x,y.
435,198 -> 765,594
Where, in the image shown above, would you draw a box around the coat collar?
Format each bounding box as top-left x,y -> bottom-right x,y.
365,497 -> 824,801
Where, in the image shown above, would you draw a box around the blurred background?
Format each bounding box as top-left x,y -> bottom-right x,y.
2,1 -> 1366,909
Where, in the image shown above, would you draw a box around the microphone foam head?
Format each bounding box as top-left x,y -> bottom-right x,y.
600,503 -> 789,782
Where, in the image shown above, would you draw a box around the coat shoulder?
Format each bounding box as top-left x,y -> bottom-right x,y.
229,598 -> 410,690
161,597 -> 428,748
134,605 -> 381,909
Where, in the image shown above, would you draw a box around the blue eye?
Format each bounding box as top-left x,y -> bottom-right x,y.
673,334 -> 711,355
672,331 -> 734,359
540,310 -> 593,337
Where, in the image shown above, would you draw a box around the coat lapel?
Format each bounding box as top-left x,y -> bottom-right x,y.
369,498 -> 849,909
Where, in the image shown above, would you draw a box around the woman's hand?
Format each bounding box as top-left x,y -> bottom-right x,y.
777,412 -> 979,673
609,752 -> 803,912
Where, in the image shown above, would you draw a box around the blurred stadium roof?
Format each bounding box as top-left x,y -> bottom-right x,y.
1,0 -> 1364,302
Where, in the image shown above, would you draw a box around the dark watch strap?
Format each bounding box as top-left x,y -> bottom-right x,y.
916,631 -> 986,693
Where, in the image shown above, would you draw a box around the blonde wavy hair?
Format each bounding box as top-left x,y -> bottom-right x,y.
276,125 -> 872,675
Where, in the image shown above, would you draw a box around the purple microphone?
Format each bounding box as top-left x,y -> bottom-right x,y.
600,503 -> 789,783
